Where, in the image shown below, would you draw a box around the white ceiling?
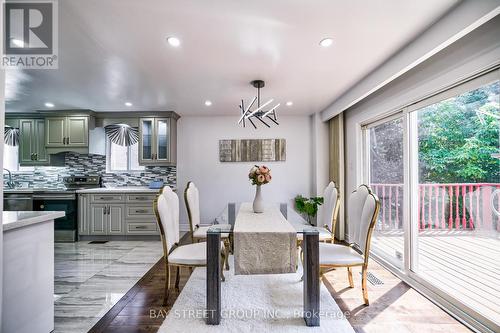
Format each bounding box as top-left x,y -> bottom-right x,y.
5,0 -> 459,116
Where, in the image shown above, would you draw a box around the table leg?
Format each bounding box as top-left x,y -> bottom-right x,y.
303,230 -> 320,326
206,230 -> 221,325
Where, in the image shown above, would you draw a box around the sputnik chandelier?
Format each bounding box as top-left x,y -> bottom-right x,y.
238,80 -> 280,129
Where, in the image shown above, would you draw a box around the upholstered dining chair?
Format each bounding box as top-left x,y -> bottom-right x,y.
318,185 -> 380,305
297,181 -> 340,244
184,181 -> 231,270
154,186 -> 225,302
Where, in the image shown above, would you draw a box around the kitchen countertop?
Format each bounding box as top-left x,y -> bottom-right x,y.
4,186 -> 176,194
76,186 -> 170,193
3,211 -> 66,232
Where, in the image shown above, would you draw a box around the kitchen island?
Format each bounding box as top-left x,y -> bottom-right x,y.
2,211 -> 65,333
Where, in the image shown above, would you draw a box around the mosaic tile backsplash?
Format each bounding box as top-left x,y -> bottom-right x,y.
5,153 -> 176,189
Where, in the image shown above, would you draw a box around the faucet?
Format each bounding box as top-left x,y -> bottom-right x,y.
3,168 -> 16,189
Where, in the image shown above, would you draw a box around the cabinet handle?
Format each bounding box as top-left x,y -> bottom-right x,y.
135,209 -> 148,214
30,153 -> 34,160
134,197 -> 148,200
134,225 -> 148,229
35,153 -> 38,160
107,206 -> 110,215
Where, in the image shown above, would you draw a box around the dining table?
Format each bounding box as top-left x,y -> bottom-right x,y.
205,202 -> 321,327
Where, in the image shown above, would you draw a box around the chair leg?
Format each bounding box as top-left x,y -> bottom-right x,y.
347,267 -> 354,288
361,265 -> 369,305
220,251 -> 226,282
224,239 -> 230,270
163,262 -> 170,305
175,266 -> 180,292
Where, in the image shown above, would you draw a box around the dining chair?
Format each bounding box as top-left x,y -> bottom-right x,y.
297,181 -> 340,243
184,181 -> 231,270
318,184 -> 380,305
154,186 -> 225,303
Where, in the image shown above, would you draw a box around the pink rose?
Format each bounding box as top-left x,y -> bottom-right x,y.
257,175 -> 265,183
259,166 -> 268,174
265,174 -> 271,182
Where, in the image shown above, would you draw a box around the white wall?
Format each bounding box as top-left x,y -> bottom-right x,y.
177,115 -> 313,230
343,16 -> 500,238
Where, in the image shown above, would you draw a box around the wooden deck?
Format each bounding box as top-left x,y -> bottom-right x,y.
372,230 -> 500,327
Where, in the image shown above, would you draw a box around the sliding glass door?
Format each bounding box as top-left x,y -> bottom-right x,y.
365,117 -> 405,270
364,69 -> 500,330
410,78 -> 500,327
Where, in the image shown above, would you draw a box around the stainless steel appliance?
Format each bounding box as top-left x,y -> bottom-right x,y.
4,193 -> 33,211
33,175 -> 101,242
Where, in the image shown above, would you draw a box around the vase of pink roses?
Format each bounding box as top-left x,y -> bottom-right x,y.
248,165 -> 272,213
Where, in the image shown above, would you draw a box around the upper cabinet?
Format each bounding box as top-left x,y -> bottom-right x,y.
139,117 -> 177,165
46,116 -> 89,148
19,119 -> 49,166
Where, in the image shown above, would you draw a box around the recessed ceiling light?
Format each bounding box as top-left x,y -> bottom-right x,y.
11,38 -> 24,47
167,36 -> 181,47
319,38 -> 333,47
124,102 -> 133,107
204,100 -> 212,106
286,101 -> 293,106
44,102 -> 54,108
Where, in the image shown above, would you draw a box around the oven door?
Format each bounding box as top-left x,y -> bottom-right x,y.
33,193 -> 77,242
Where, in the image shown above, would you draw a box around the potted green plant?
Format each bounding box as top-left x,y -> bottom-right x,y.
294,195 -> 324,225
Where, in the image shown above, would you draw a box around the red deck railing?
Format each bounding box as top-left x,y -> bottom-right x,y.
370,183 -> 500,231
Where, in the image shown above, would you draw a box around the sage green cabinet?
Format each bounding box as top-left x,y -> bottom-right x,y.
87,203 -> 124,235
45,116 -> 88,148
19,119 -> 49,165
108,204 -> 125,234
78,192 -> 159,237
90,204 -> 107,235
139,117 -> 177,165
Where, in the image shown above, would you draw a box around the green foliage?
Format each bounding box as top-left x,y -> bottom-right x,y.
295,195 -> 324,224
418,82 -> 500,183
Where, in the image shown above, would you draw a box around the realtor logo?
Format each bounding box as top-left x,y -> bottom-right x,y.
2,0 -> 58,69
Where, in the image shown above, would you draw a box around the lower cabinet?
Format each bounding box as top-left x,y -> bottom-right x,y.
79,193 -> 158,237
108,205 -> 125,234
90,204 -> 107,235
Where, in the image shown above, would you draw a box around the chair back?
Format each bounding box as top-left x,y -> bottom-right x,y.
184,181 -> 201,236
317,181 -> 340,234
154,186 -> 180,256
348,185 -> 380,257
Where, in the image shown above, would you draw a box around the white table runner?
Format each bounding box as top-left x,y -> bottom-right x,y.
234,203 -> 297,275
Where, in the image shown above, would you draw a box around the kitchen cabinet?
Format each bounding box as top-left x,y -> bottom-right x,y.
79,191 -> 158,237
19,119 -> 49,165
108,204 -> 125,234
45,116 -> 89,148
139,117 -> 177,166
89,204 -> 107,235
87,203 -> 125,235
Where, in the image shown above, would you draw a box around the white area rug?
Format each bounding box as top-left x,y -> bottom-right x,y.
159,258 -> 355,333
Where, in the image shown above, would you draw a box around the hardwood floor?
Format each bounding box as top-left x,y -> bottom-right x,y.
90,244 -> 472,333
321,260 -> 473,333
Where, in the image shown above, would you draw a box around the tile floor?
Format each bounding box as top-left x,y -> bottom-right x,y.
54,241 -> 163,333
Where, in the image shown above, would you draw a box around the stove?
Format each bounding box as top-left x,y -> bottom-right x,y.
33,175 -> 101,242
